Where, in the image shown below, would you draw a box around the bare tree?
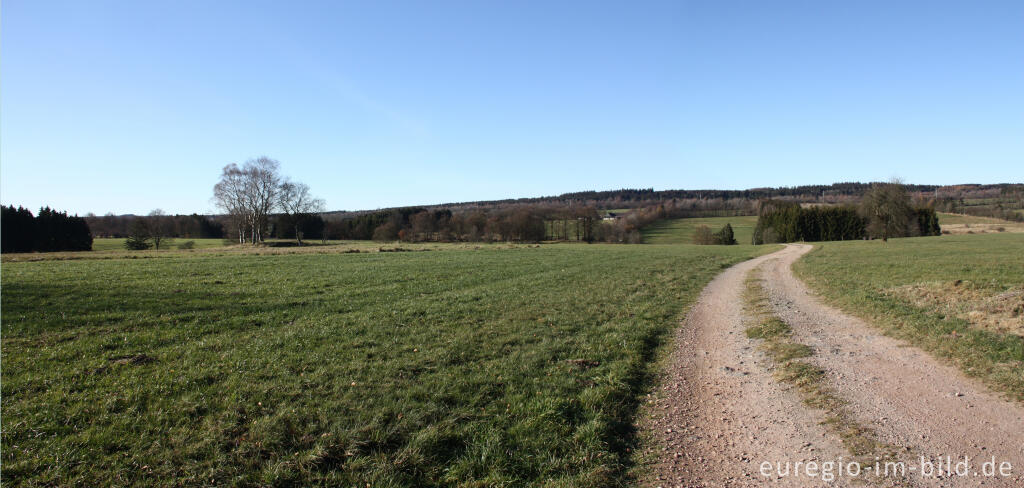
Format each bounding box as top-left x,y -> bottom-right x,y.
243,157 -> 282,243
278,179 -> 325,244
147,209 -> 174,249
860,180 -> 913,242
213,163 -> 249,243
213,157 -> 283,244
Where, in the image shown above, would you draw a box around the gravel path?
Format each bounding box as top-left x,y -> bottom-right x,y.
645,244 -> 1024,487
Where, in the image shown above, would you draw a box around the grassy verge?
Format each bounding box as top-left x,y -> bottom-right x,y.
2,243 -> 771,486
793,233 -> 1024,402
743,268 -> 902,476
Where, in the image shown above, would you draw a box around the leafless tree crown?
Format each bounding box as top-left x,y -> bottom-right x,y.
212,157 -> 287,243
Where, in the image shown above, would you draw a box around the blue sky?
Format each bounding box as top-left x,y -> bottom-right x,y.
2,1 -> 1021,215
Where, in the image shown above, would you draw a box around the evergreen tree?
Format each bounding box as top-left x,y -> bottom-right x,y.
1,205 -> 37,252
2,205 -> 92,252
714,223 -> 737,245
125,219 -> 153,250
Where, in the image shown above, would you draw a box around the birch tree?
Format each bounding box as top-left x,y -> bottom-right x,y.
243,157 -> 282,243
213,163 -> 249,243
278,180 -> 325,243
213,157 -> 283,244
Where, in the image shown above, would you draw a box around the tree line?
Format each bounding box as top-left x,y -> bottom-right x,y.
752,182 -> 942,244
331,206 -> 577,243
87,213 -> 224,239
9,162 -> 999,252
752,202 -> 865,244
324,204 -> 653,243
421,182 -> 1020,213
1,206 -> 93,253
86,211 -> 328,242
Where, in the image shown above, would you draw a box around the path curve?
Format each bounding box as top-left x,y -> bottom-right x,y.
646,244 -> 1024,487
763,244 -> 1024,487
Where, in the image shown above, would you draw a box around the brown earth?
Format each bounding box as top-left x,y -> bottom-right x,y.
644,244 -> 1024,487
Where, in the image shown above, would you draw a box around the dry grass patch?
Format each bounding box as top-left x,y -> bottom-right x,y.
936,212 -> 1024,235
793,233 -> 1024,402
939,223 -> 1024,235
886,281 -> 1024,336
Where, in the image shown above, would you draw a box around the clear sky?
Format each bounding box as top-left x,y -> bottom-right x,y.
2,1 -> 1022,215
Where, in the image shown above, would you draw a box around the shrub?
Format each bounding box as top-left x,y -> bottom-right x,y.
692,225 -> 715,245
372,221 -> 399,241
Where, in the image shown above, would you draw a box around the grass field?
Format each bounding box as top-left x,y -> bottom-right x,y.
91,237 -> 401,252
794,233 -> 1024,401
4,240 -> 495,263
936,212 -> 1024,235
2,243 -> 772,486
936,212 -> 1017,226
640,216 -> 758,245
91,237 -> 230,251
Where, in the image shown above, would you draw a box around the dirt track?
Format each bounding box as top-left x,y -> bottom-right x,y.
646,244 -> 1024,487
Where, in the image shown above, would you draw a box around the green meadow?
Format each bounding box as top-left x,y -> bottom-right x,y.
91,237 -> 229,251
2,243 -> 771,486
936,212 -> 1019,226
640,216 -> 758,245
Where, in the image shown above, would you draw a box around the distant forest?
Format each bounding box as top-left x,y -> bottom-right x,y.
3,182 -> 1020,252
81,182 -> 1022,245
343,182 -> 1021,214
323,182 -> 1022,223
